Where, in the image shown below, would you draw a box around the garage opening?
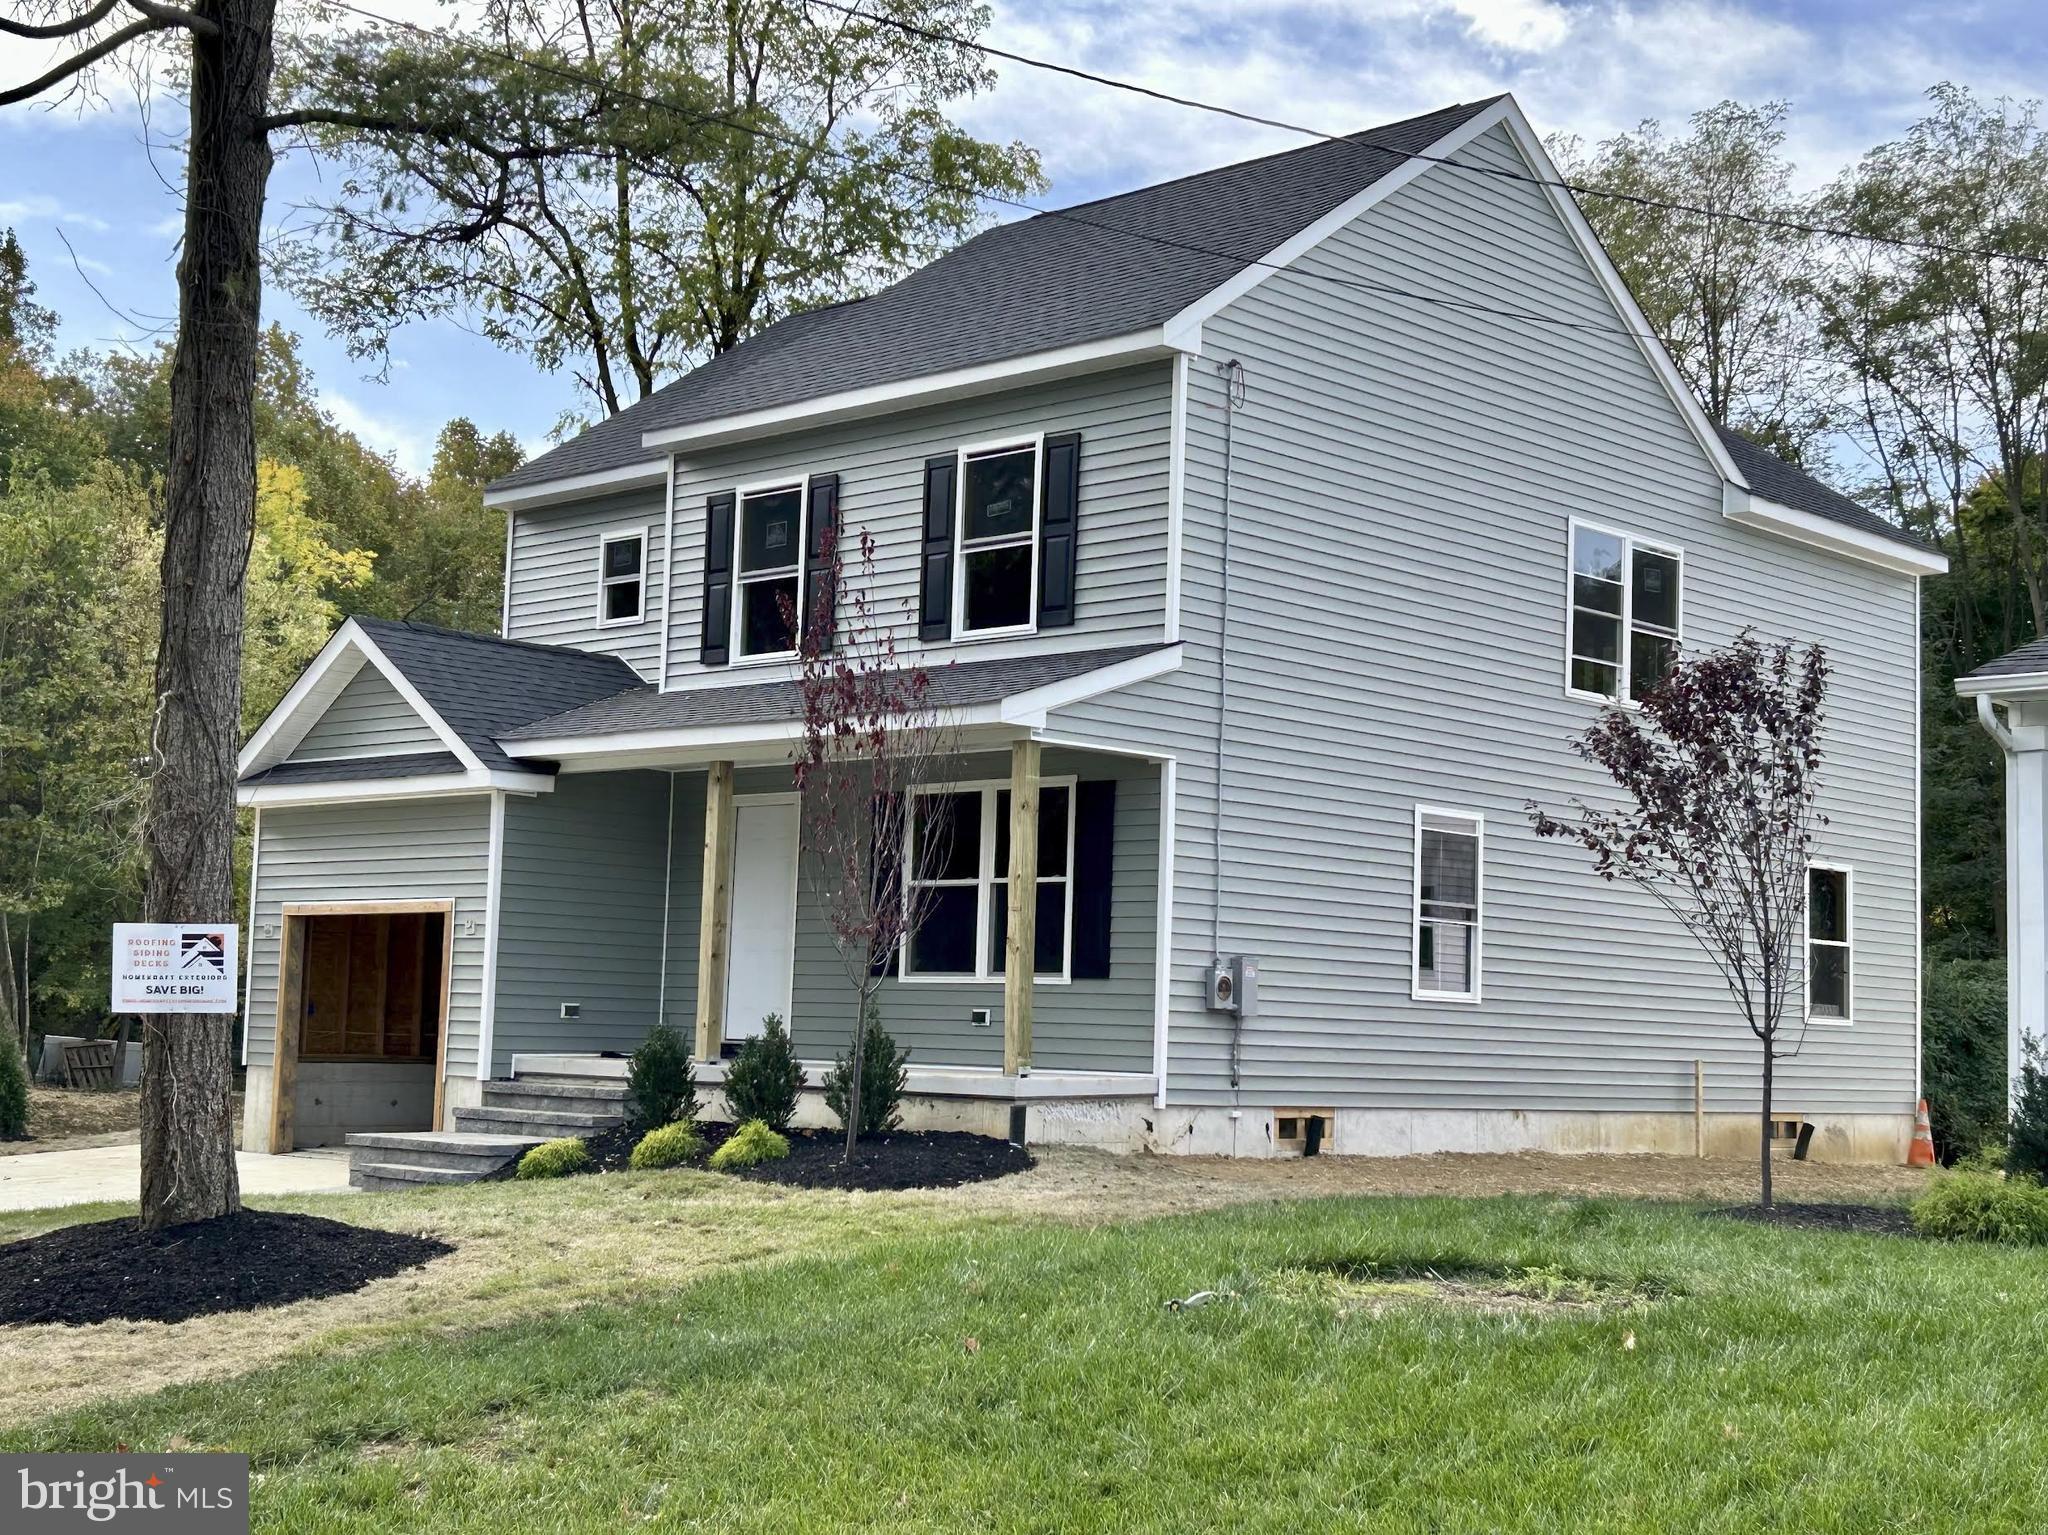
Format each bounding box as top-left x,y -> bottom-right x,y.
273,906 -> 450,1151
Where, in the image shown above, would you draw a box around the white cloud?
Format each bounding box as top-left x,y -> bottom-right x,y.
326,388 -> 434,476
0,194 -> 110,231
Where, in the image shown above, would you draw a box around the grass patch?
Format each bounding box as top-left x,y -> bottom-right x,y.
1261,1254 -> 1671,1316
8,1187 -> 2048,1530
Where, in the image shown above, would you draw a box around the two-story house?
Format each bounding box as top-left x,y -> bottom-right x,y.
235,94 -> 1944,1172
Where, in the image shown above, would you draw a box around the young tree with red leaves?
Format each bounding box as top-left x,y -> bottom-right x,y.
789,522 -> 955,1157
1530,632 -> 1829,1207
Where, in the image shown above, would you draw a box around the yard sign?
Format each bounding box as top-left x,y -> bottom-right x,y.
111,923 -> 240,1014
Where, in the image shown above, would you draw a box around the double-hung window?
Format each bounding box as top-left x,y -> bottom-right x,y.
1807,865 -> 1853,1022
955,438 -> 1041,637
1567,520 -> 1682,703
903,779 -> 1074,980
1413,808 -> 1482,1002
734,482 -> 806,660
598,531 -> 645,625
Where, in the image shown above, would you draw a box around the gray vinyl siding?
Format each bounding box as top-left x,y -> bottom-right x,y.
661,364 -> 1173,687
504,489 -> 668,679
660,750 -> 1158,1072
1058,121 -> 1920,1119
288,667 -> 439,761
245,796 -> 492,1077
492,772 -> 671,1077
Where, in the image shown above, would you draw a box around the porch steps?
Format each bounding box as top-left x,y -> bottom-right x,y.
345,1076 -> 633,1190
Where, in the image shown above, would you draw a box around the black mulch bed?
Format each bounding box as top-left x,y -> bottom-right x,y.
700,1123 -> 1034,1192
0,1210 -> 454,1328
1706,1202 -> 1917,1237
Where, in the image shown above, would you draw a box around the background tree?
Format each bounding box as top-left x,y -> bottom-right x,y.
791,522 -> 954,1156
1531,634 -> 1830,1207
1555,101 -> 1831,454
276,0 -> 1045,418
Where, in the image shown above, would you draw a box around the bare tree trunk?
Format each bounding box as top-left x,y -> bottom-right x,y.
843,981 -> 869,1159
0,911 -> 20,1058
139,0 -> 275,1229
1759,1043 -> 1775,1209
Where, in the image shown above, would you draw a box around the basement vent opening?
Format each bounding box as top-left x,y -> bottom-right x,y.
1274,1111 -> 1334,1154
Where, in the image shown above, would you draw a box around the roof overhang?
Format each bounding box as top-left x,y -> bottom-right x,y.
503,643 -> 1183,772
639,330 -> 1187,456
236,618 -> 555,802
483,458 -> 668,511
1721,484 -> 1948,579
1956,671 -> 2048,702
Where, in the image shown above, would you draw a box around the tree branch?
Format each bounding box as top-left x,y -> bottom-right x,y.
123,0 -> 217,37
0,0 -> 120,40
0,13 -> 174,106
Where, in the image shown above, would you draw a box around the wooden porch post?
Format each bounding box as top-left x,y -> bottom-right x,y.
1004,738 -> 1041,1076
695,761 -> 737,1061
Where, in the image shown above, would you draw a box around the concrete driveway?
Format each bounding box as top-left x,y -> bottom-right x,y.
0,1143 -> 354,1212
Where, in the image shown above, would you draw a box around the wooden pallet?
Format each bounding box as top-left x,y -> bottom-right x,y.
63,1040 -> 116,1090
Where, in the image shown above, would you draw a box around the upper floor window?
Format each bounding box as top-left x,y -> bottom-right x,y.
903,778 -> 1075,981
1567,520 -> 1682,703
1412,807 -> 1482,1003
736,483 -> 805,660
598,531 -> 645,626
956,438 -> 1041,636
1807,865 -> 1853,1022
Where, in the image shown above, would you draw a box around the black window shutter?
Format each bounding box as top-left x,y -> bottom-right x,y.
1071,779 -> 1116,979
918,454 -> 956,641
870,791 -> 903,978
804,473 -> 840,651
700,490 -> 735,666
1038,431 -> 1082,629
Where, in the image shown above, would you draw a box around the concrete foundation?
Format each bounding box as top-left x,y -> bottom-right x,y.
242,1064 -> 483,1149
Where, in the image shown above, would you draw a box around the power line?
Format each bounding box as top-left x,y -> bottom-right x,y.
807,0 -> 2048,274
303,0 -> 1841,370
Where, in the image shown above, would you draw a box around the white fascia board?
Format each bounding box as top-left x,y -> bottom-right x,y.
1722,483 -> 1948,579
999,645 -> 1183,727
482,459 -> 669,511
236,621 -> 372,777
640,331 -> 1184,454
236,770 -> 548,808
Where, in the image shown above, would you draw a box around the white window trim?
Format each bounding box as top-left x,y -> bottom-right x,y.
1805,861 -> 1855,1026
898,774 -> 1078,986
952,432 -> 1044,642
729,474 -> 812,666
1411,804 -> 1484,1005
595,528 -> 652,629
1563,517 -> 1685,708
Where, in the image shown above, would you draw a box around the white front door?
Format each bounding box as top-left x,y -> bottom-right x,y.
724,795 -> 799,1042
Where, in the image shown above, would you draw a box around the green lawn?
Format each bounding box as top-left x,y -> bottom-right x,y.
8,1183 -> 2048,1532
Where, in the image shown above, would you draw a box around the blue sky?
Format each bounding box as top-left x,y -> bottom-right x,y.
3,0 -> 2045,474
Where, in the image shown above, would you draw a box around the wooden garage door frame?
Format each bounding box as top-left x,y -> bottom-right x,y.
270,900 -> 457,1154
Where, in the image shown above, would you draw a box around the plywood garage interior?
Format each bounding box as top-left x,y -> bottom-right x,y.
284,910 -> 447,1148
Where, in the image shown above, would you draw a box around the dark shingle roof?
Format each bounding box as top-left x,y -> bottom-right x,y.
1962,639 -> 2048,684
1715,426 -> 1935,555
349,618 -> 644,773
240,751 -> 465,787
502,644 -> 1172,743
490,99 -> 1504,492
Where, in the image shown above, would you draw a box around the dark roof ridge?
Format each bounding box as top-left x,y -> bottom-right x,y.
351,613 -> 640,669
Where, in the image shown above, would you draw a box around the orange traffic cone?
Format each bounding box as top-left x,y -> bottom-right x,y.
1908,1099 -> 1936,1167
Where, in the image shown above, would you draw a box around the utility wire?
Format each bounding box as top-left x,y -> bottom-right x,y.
805,0 -> 2048,274
307,0 -> 1844,372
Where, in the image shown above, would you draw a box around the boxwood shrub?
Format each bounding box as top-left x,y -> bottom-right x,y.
515,1137 -> 592,1180
629,1120 -> 704,1171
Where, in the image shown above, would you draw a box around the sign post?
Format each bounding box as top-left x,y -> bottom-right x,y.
111,924 -> 240,1015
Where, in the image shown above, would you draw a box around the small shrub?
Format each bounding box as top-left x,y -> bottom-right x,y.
0,1032 -> 28,1141
709,1118 -> 791,1170
724,1013 -> 804,1132
822,1003 -> 909,1137
1911,1170 -> 2048,1245
2008,1045 -> 2048,1183
629,1120 -> 704,1170
626,1021 -> 698,1132
515,1137 -> 591,1180
1923,958 -> 2007,1164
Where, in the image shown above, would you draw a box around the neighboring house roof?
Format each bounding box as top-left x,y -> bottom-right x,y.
239,751 -> 466,787
503,644 -> 1173,743
346,617 -> 644,774
489,98 -> 1504,493
1713,425 -> 1935,556
1960,638 -> 2048,686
